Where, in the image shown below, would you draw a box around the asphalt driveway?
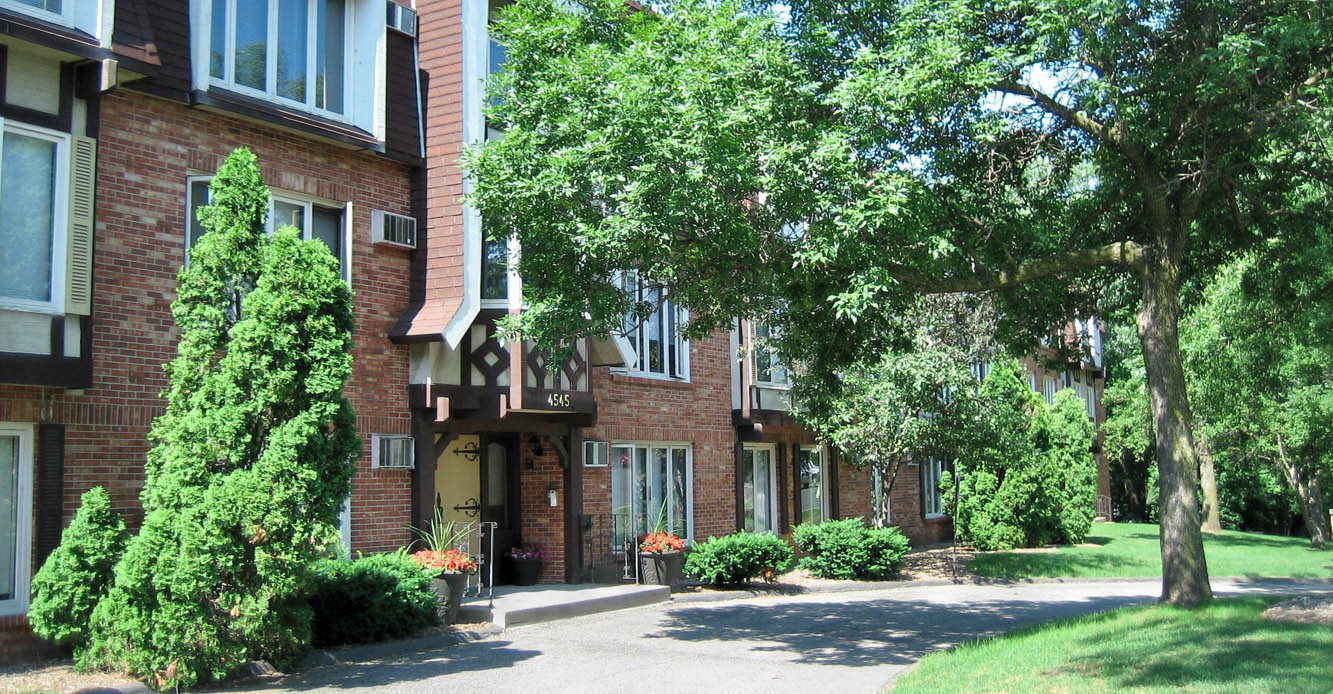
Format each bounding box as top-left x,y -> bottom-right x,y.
228,578 -> 1332,694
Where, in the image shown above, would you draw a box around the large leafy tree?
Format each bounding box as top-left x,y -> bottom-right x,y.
470,0 -> 1333,605
84,150 -> 360,689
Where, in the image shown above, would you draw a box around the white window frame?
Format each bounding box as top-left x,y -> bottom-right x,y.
205,0 -> 352,119
752,323 -> 789,388
797,444 -> 829,526
337,492 -> 351,556
370,434 -> 414,469
1042,376 -> 1059,406
0,422 -> 34,617
922,457 -> 947,518
0,120 -> 69,316
0,0 -> 104,39
618,273 -> 690,382
610,442 -> 694,545
185,176 -> 353,283
741,444 -> 778,533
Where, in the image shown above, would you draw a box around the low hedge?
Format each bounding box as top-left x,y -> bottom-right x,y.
684,531 -> 793,585
307,551 -> 439,648
792,517 -> 910,580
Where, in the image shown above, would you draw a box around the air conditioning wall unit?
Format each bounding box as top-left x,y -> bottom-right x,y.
371,434 -> 415,469
372,209 -> 418,249
386,1 -> 417,36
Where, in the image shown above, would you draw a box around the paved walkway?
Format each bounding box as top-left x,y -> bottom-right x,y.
228,578 -> 1332,694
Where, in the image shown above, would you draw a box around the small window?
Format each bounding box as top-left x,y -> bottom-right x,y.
583,440 -> 608,467
741,445 -> 777,533
480,236 -> 509,303
371,434 -> 414,469
620,273 -> 689,380
753,323 -> 788,386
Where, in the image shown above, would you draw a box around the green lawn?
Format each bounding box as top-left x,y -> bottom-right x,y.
968,523 -> 1333,579
891,597 -> 1333,693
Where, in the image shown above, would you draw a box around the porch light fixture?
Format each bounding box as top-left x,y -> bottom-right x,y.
451,441 -> 481,462
529,435 -> 544,458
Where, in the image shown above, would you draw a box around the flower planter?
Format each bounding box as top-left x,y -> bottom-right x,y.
509,557 -> 543,586
430,572 -> 469,625
639,550 -> 684,586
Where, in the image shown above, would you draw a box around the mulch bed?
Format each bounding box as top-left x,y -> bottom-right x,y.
1262,596 -> 1333,625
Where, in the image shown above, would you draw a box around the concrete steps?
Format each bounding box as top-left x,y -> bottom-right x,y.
457,584 -> 670,629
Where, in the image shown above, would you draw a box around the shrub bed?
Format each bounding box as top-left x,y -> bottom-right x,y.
683,531 -> 793,585
792,518 -> 910,580
307,551 -> 439,648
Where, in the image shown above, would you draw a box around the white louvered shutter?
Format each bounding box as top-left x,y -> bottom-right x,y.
65,136 -> 96,316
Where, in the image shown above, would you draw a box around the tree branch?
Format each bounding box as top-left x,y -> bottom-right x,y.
885,240 -> 1146,293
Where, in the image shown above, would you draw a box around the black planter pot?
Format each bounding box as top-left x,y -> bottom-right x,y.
639,550 -> 684,586
430,573 -> 468,625
510,557 -> 543,586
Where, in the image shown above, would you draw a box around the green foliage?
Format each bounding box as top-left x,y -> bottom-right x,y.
947,361 -> 1097,550
792,518 -> 910,580
307,552 -> 439,648
82,149 -> 360,689
28,488 -> 128,649
683,531 -> 793,585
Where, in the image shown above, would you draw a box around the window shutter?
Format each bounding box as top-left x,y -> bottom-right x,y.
776,442 -> 789,535
65,137 -> 96,316
34,423 -> 65,566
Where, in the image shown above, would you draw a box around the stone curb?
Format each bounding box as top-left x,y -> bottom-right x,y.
669,574 -> 1333,605
297,624 -> 505,668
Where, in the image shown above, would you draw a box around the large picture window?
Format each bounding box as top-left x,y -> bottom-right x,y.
798,445 -> 827,525
209,0 -> 347,115
610,443 -> 692,548
741,445 -> 777,533
0,122 -> 67,315
620,274 -> 688,380
0,423 -> 33,617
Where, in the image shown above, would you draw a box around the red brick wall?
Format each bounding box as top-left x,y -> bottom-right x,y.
518,446 -> 566,583
1,89 -> 419,587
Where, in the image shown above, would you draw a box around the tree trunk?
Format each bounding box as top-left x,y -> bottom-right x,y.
1137,253 -> 1213,607
1274,433 -> 1330,550
1196,431 -> 1222,533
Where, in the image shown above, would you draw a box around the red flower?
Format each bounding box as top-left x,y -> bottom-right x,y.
639,531 -> 684,553
412,548 -> 478,574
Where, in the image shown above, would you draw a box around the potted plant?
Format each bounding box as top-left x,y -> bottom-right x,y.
411,508 -> 476,624
638,530 -> 685,586
506,544 -> 545,586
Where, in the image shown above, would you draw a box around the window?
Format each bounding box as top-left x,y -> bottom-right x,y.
186,178 -> 349,281
1042,375 -> 1059,406
610,444 -> 692,548
753,323 -> 788,386
480,235 -> 509,303
620,274 -> 688,379
0,122 -> 68,315
1027,371 -> 1038,393
0,423 -> 33,617
208,0 -> 347,115
741,445 -> 777,533
337,493 -> 351,556
797,445 -> 827,525
583,440 -> 608,467
970,361 -> 990,383
922,458 -> 947,518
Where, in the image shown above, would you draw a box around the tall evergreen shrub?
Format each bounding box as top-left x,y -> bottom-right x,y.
28,487 -> 128,649
81,149 -> 360,689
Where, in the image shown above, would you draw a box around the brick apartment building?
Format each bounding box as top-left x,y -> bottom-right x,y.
0,0 -> 1109,659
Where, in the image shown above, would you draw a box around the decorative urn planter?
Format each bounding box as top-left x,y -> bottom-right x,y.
430,572 -> 469,624
509,557 -> 543,586
639,550 -> 684,586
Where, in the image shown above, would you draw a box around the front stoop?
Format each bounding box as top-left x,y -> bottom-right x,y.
457,584 -> 670,628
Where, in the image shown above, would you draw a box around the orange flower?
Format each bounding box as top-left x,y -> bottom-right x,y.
639,531 -> 684,553
412,548 -> 478,573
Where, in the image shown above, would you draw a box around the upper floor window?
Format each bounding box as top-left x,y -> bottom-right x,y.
208,0 -> 347,115
620,273 -> 688,380
0,0 -> 104,38
0,121 -> 69,316
753,323 -> 788,386
186,177 -> 350,282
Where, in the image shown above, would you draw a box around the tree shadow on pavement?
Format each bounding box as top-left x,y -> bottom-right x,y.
647,593 -> 1150,668
221,640 -> 541,692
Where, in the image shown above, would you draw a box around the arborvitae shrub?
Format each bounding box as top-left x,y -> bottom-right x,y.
683,531 -> 793,585
307,552 -> 439,648
28,487 -> 128,649
792,517 -> 910,580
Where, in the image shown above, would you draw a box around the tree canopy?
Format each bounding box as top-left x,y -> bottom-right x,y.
469,0 -> 1333,606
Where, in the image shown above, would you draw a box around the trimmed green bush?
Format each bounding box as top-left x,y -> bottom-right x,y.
29,487 -> 128,649
307,552 -> 439,648
792,517 -> 910,580
683,531 -> 793,585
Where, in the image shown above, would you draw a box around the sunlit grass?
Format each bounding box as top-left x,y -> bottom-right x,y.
968,523 -> 1333,579
892,597 -> 1333,693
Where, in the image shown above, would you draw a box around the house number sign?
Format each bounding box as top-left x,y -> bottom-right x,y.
546,392 -> 572,408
